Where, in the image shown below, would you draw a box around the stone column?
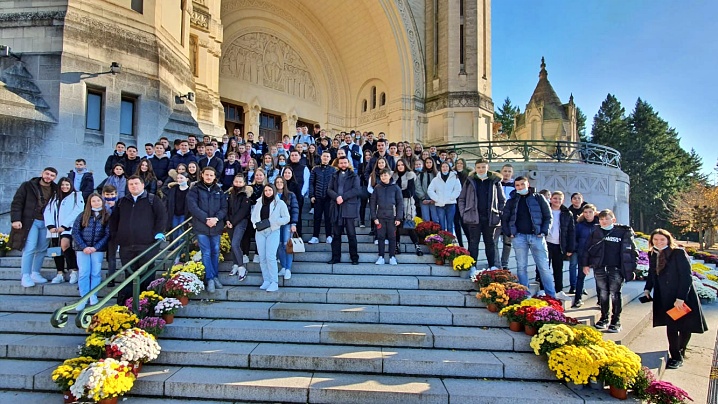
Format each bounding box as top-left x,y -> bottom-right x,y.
283,109 -> 298,137
245,98 -> 261,136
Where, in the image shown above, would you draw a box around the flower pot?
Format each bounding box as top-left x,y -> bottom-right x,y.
486,303 -> 499,313
588,378 -> 605,391
162,313 -> 175,324
459,270 -> 470,279
509,321 -> 524,332
131,362 -> 143,376
524,325 -> 538,336
63,390 -> 77,404
179,296 -> 189,306
609,385 -> 627,400
435,258 -> 444,266
98,397 -> 119,404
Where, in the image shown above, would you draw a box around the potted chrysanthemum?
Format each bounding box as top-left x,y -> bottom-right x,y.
51,356 -> 96,403
163,271 -> 205,305
154,297 -> 183,324
105,328 -> 161,375
452,255 -> 475,278
86,306 -> 139,338
70,358 -> 135,404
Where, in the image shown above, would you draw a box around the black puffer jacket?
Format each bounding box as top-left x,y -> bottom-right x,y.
581,224 -> 638,281
551,205 -> 576,255
227,186 -> 253,227
501,188 -> 551,237
310,164 -> 336,199
186,182 -> 228,236
109,191 -> 167,248
369,180 -> 403,221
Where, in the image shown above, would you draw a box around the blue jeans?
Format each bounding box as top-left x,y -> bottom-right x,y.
568,253 -> 578,289
230,221 -> 248,266
493,226 -> 512,268
171,215 -> 185,240
256,228 -> 281,284
512,233 -> 556,297
197,234 -> 220,281
76,251 -> 104,300
21,219 -> 49,276
436,204 -> 456,233
420,203 -> 438,223
277,224 -> 294,271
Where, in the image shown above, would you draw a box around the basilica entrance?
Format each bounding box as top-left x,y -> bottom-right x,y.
259,111 -> 282,145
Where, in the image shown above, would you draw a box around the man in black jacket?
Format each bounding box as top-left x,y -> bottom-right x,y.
123,146 -> 141,177
308,152 -> 336,244
187,167 -> 228,293
149,143 -> 170,186
198,144 -> 224,175
104,142 -> 127,176
10,167 -> 58,287
109,176 -> 167,304
364,139 -> 395,182
581,209 -> 637,332
458,159 -> 505,269
326,157 -> 361,265
501,176 -> 556,297
68,159 -> 94,201
288,150 -> 310,235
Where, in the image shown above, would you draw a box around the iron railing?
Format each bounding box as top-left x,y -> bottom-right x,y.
432,140 -> 622,169
50,217 -> 193,329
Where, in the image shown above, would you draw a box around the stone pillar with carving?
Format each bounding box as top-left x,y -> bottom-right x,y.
283,109 -> 298,138
246,99 -> 261,136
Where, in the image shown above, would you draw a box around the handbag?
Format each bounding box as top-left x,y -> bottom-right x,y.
287,232 -> 305,254
46,247 -> 63,257
255,219 -> 271,231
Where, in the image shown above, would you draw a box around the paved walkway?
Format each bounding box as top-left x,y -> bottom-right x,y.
629,302 -> 718,403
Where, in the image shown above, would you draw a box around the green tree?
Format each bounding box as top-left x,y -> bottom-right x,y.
590,94 -> 628,148
494,97 -> 519,138
576,106 -> 588,142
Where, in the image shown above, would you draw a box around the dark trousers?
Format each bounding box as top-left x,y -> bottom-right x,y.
51,237 -> 77,272
594,266 -> 624,324
117,245 -> 158,305
574,253 -> 587,302
466,222 -> 496,268
296,195 -> 305,236
106,239 -> 118,275
242,225 -> 255,257
331,218 -> 359,262
312,197 -> 332,238
359,196 -> 369,225
667,323 -> 692,360
396,227 -> 418,246
377,219 -> 397,258
546,242 -> 565,291
454,210 -> 468,247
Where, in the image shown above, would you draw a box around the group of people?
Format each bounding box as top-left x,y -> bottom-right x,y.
7,129 -> 708,367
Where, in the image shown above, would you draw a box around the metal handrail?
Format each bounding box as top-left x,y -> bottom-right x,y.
50,217 -> 194,329
432,140 -> 622,169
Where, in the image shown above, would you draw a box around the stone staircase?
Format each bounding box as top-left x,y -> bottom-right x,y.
0,221 -> 648,403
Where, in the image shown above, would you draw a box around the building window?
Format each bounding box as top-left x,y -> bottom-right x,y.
189,34 -> 199,77
371,86 -> 377,109
380,92 -> 386,107
131,0 -> 143,13
223,101 -> 244,135
362,99 -> 368,113
120,95 -> 137,137
85,89 -> 103,131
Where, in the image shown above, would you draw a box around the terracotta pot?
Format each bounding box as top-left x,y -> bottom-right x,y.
509,321 -> 524,332
98,397 -> 119,404
434,258 -> 444,266
609,385 -> 627,400
63,390 -> 77,404
131,362 -> 143,376
179,296 -> 189,306
524,325 -> 538,336
486,303 -> 499,313
162,313 -> 175,324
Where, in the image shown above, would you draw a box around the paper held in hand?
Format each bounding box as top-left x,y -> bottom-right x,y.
666,305 -> 692,321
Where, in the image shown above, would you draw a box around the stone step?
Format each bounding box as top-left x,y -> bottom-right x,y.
2,357 -> 588,403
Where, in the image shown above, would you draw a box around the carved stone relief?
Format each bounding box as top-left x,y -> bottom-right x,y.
221,32 -> 319,103
540,174 -> 610,196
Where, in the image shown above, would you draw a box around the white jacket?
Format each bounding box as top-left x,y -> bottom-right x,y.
43,191 -> 85,238
251,197 -> 290,232
427,171 -> 462,207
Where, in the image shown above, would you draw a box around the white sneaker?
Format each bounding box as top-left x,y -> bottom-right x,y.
253,255 -> 260,263
374,240 -> 379,245
490,266 -> 499,271
375,257 -> 385,265
283,269 -> 291,280
555,291 -> 570,301
213,277 -> 224,289
21,274 -> 35,288
360,224 -> 366,228
537,290 -> 546,297
89,295 -> 98,306
308,237 -> 319,244
243,255 -> 250,264
260,281 -> 270,290
326,236 -> 333,244
69,270 -> 78,284
30,272 -> 48,284
230,265 -> 239,276
237,266 -> 247,281
266,282 -> 279,292
278,268 -> 286,277
309,208 -> 314,214
385,240 -> 389,245
389,257 -> 398,266
51,274 -> 65,284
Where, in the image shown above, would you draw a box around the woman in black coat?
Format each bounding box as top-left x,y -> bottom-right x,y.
644,229 -> 708,370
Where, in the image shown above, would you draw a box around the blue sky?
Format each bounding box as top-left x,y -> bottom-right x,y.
492,1 -> 718,176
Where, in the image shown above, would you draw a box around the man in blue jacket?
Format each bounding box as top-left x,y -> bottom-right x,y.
169,140 -> 198,170
501,176 -> 555,297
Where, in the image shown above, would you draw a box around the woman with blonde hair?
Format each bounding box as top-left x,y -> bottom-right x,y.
644,228 -> 708,369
